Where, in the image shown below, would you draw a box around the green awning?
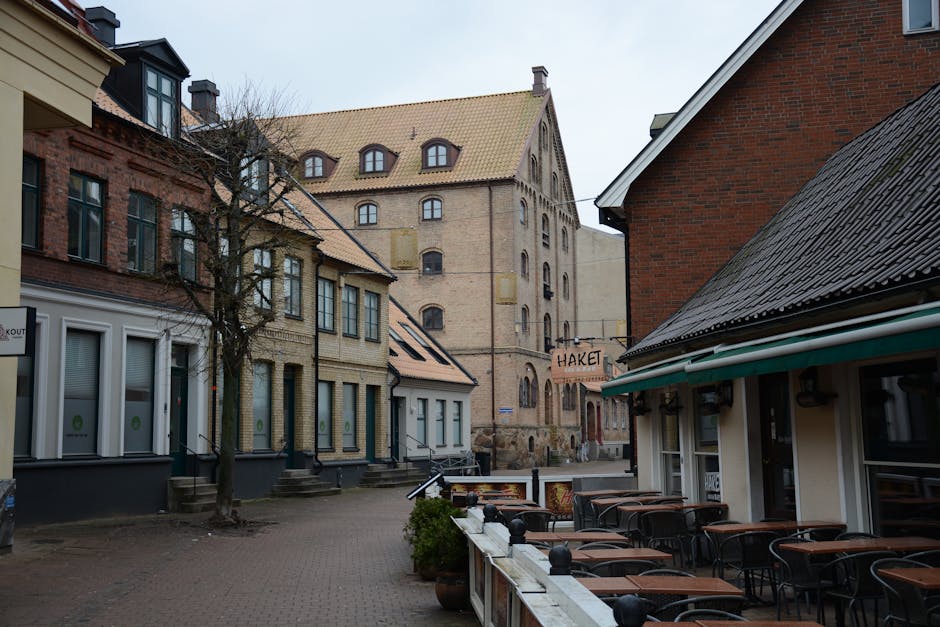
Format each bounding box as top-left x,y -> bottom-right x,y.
601,354 -> 698,396
686,306 -> 940,385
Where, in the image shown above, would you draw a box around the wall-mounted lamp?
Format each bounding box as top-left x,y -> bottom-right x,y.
660,392 -> 683,416
697,381 -> 734,414
796,366 -> 837,408
631,391 -> 651,416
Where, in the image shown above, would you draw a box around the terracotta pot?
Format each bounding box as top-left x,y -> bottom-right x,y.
435,571 -> 470,610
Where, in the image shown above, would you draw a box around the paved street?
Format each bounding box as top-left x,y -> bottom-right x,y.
0,460 -> 630,626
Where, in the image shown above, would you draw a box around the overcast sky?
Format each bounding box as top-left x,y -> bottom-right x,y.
98,0 -> 781,231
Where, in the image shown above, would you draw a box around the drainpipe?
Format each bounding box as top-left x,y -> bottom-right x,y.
488,185 -> 497,471
389,369 -> 401,467
312,249 -> 324,474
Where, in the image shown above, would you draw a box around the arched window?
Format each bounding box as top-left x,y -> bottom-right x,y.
539,121 -> 548,152
363,149 -> 384,173
563,320 -> 570,341
544,380 -> 553,425
520,305 -> 529,334
422,197 -> 442,220
421,250 -> 442,275
519,376 -> 531,407
528,435 -> 535,452
519,198 -> 527,225
520,250 -> 529,278
563,273 -> 569,300
357,202 -> 377,225
422,306 -> 443,330
530,371 -> 538,408
543,314 -> 552,353
543,263 -> 552,299
425,143 -> 447,168
541,214 -> 550,247
530,154 -> 539,183
551,172 -> 559,198
562,227 -> 568,252
563,383 -> 576,411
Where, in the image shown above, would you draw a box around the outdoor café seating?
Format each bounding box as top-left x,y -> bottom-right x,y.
869,557 -> 940,627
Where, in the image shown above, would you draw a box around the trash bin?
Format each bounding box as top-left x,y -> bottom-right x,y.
475,451 -> 491,476
0,479 -> 14,553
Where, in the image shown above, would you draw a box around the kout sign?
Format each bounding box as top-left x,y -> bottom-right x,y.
550,346 -> 606,384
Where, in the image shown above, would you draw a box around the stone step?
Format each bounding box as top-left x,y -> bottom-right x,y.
275,475 -> 319,486
177,496 -> 242,513
279,469 -> 313,478
361,468 -> 427,480
272,485 -> 341,498
168,476 -> 211,487
360,477 -> 425,488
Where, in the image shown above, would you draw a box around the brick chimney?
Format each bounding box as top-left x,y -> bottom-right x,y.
188,80 -> 220,123
532,66 -> 548,96
85,6 -> 120,47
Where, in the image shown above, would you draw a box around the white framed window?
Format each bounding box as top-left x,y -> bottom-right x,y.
124,337 -> 156,454
343,383 -> 358,449
317,380 -> 333,450
435,399 -> 446,447
253,248 -> 273,310
63,327 -> 105,456
904,0 -> 940,33
253,362 -> 272,450
416,398 -> 428,446
452,401 -> 463,446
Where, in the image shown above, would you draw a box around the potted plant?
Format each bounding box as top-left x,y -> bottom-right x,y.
403,497 -> 470,609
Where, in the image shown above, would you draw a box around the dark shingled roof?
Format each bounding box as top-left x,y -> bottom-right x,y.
626,81 -> 940,359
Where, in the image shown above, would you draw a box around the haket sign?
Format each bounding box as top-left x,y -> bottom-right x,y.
0,307 -> 35,357
550,346 -> 606,383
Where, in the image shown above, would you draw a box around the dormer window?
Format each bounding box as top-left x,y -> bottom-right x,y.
306,155 -> 323,178
421,138 -> 460,170
300,151 -> 337,180
359,144 -> 396,175
240,156 -> 266,194
145,66 -> 178,138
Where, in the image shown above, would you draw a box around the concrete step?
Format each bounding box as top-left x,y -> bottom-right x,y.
279,469 -> 313,477
272,485 -> 342,498
360,477 -> 425,488
361,468 -> 426,480
275,475 -> 319,486
168,476 -> 211,488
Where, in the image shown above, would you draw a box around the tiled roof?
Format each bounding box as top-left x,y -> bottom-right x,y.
279,90 -> 548,193
388,297 -> 476,386
94,88 -> 148,129
626,81 -> 940,358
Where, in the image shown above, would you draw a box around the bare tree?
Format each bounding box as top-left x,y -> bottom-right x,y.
151,85 -> 301,524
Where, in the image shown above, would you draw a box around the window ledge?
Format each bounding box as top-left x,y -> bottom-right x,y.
342,447 -> 360,453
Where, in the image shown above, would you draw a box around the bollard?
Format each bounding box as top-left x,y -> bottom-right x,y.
466,491 -> 479,509
508,518 -> 527,545
482,503 -> 498,523
613,595 -> 648,627
531,467 -> 540,505
336,467 -> 343,488
548,544 -> 572,575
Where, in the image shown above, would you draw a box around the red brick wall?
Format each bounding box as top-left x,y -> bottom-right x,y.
22,112 -> 210,307
626,0 -> 940,340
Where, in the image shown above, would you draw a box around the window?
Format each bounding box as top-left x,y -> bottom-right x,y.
317,380 -> 333,449
541,214 -> 550,247
357,203 -> 377,225
342,284 -> 359,337
539,122 -> 548,152
422,198 -> 442,220
520,376 -> 531,407
563,273 -> 570,300
551,172 -> 559,198
563,320 -> 570,341
15,352 -> 34,457
519,199 -> 528,225
67,172 -> 103,263
124,338 -> 155,453
252,362 -> 272,450
562,383 -> 576,411
401,322 -> 449,365
904,0 -> 939,33
436,399 -> 446,446
422,306 -> 443,330
520,306 -> 529,334
422,251 -> 443,275
22,155 -> 40,249
127,192 -> 157,274
361,148 -> 385,173
63,329 -> 100,455
416,398 -> 428,446
343,382 -> 357,449
520,251 -> 529,278
364,291 -> 380,341
240,157 -> 266,195
694,386 -> 721,502
562,227 -> 569,252
253,248 -> 273,311
318,277 -> 335,331
543,263 -> 552,300
530,154 -> 539,183
171,208 -> 197,281
304,155 -> 323,178
284,256 -> 302,317
662,396 -> 683,496
452,401 -> 463,446
425,143 -> 447,168
145,66 -> 177,138
543,314 -> 552,353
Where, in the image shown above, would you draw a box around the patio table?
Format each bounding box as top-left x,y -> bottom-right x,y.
701,520 -> 845,535
539,547 -> 671,563
628,574 -> 743,596
877,567 -> 940,590
526,530 -> 626,544
778,536 -> 940,556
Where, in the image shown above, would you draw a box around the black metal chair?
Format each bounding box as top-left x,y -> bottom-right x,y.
770,536 -> 830,620
717,530 -> 778,602
512,510 -> 551,532
790,526 -> 845,542
870,557 -> 940,627
907,550 -> 940,567
674,608 -> 747,621
836,532 -> 880,541
686,505 -> 729,565
577,541 -> 632,550
818,550 -> 895,627
641,568 -> 695,577
639,509 -> 693,568
650,594 -> 749,621
572,493 -> 591,530
596,500 -> 641,529
590,559 -> 658,576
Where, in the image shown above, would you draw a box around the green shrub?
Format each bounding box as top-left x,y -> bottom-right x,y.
404,497 -> 468,571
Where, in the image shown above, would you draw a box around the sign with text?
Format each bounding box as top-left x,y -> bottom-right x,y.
0,307 -> 35,357
550,346 -> 606,383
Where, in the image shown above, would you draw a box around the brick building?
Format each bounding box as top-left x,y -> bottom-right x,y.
281,67 -> 581,469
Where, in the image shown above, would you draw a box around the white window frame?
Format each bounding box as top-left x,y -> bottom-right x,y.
58,318 -> 112,458
120,326 -> 164,456
903,0 -> 940,33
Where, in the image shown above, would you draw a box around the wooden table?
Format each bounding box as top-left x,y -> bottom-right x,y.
697,622 -> 822,627
526,530 -> 626,544
628,574 -> 743,596
577,489 -> 661,498
578,576 -> 639,595
494,505 -> 552,515
779,536 -> 940,556
479,498 -> 537,507
877,567 -> 940,590
702,520 -> 845,535
593,495 -> 686,508
540,547 -> 671,563
617,503 -> 683,515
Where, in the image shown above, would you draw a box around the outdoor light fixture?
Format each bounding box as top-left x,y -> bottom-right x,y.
796,366 -> 837,408
660,392 -> 683,416
631,391 -> 651,415
697,380 -> 734,414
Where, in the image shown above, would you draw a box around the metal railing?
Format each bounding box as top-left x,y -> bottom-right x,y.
405,434 -> 434,474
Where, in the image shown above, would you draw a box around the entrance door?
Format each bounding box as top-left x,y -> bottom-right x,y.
170,346 -> 189,476
390,396 -> 403,461
759,372 -> 797,520
283,365 -> 296,468
365,385 -> 377,462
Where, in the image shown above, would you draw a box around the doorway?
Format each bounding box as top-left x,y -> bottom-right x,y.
283,365 -> 296,468
759,372 -> 797,520
170,345 -> 189,476
390,396 -> 403,462
366,385 -> 377,463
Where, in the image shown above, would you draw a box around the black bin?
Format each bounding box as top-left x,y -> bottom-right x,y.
475,451 -> 491,476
